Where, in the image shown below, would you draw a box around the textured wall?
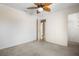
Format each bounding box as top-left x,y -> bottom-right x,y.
0,5 -> 36,49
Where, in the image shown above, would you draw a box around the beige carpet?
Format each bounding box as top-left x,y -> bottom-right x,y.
0,40 -> 79,56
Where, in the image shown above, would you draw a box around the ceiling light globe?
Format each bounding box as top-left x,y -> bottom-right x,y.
38,7 -> 43,12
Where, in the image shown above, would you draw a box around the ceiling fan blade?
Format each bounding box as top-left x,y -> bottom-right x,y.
43,3 -> 52,6
43,6 -> 51,12
34,3 -> 52,6
34,3 -> 42,6
27,7 -> 38,9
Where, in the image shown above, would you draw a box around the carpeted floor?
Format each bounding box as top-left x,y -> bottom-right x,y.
0,40 -> 79,56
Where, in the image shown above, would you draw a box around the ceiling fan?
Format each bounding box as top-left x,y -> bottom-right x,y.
27,3 -> 52,14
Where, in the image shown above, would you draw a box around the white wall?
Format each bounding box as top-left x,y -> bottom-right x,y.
0,5 -> 36,49
46,5 -> 79,46
46,12 -> 68,46
68,13 -> 79,43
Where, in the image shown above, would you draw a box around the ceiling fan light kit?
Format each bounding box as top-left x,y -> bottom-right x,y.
37,7 -> 43,12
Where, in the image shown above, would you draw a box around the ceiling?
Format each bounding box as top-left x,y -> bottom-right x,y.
0,3 -> 79,15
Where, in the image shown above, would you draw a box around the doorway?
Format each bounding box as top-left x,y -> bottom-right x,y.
36,19 -> 46,41
68,12 -> 79,46
40,19 -> 46,41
